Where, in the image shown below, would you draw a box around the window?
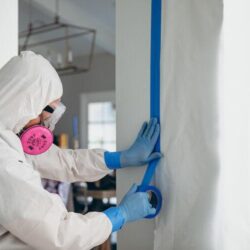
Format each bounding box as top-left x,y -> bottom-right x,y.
88,101 -> 116,151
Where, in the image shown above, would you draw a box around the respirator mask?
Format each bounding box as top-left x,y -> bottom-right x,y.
19,102 -> 66,155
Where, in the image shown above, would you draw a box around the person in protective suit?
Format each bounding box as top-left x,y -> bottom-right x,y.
0,51 -> 161,250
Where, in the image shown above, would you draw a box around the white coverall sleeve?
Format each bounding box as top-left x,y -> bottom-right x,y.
26,144 -> 112,182
0,159 -> 112,250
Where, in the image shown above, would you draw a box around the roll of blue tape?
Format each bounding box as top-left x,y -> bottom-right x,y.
138,184 -> 162,218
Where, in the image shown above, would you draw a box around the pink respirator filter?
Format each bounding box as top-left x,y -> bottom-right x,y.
20,125 -> 53,155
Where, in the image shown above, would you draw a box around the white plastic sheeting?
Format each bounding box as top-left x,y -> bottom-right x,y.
154,0 -> 222,249
215,0 -> 250,249
155,0 -> 250,249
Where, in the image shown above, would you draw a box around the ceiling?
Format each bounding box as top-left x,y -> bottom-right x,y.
19,0 -> 115,58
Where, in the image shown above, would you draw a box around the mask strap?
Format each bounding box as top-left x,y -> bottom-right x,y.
43,105 -> 54,114
17,128 -> 24,137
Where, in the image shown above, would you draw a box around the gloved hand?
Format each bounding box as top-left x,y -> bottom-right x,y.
118,183 -> 156,223
104,118 -> 162,169
103,184 -> 156,232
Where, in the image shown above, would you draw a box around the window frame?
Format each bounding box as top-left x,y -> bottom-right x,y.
80,91 -> 116,149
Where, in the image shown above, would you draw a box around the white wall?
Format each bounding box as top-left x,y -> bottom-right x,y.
116,1 -> 154,250
0,0 -> 18,68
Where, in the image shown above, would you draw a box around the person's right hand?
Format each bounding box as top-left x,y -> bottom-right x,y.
103,184 -> 156,232
118,184 -> 156,223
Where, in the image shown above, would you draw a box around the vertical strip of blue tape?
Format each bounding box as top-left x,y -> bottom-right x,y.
150,0 -> 161,152
140,0 -> 162,188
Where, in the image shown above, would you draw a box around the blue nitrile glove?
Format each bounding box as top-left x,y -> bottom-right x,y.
104,118 -> 162,169
103,184 -> 156,232
103,206 -> 124,232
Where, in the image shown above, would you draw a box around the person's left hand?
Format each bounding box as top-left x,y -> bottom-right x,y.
104,118 -> 162,169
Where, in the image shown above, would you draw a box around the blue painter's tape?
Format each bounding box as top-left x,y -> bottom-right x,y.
138,0 -> 162,219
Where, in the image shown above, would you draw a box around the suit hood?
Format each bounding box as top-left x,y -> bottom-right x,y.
0,51 -> 63,133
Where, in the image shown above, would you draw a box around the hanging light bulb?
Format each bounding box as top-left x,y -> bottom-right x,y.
68,49 -> 73,64
57,53 -> 63,68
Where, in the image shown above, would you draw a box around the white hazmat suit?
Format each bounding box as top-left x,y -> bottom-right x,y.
0,51 -> 112,250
